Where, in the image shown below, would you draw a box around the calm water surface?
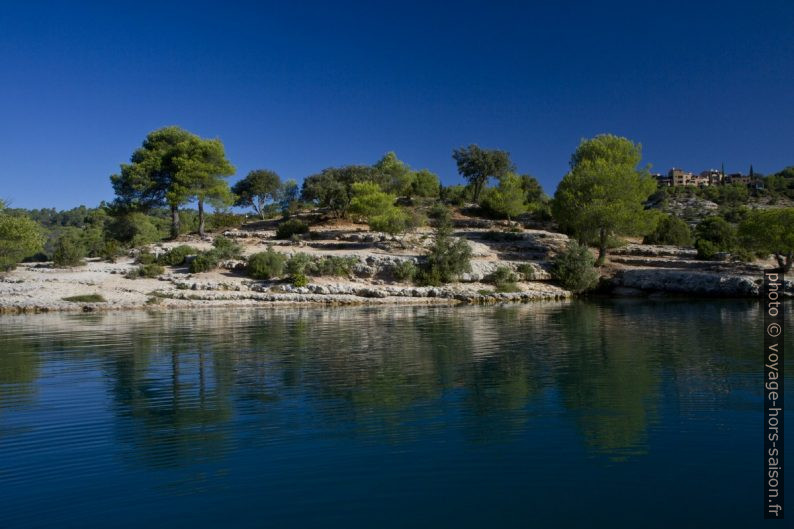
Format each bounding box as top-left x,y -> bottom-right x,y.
0,300 -> 791,528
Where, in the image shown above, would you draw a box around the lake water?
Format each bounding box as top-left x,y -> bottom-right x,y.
0,301 -> 790,528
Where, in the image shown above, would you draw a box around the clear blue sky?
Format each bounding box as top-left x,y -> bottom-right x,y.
1,0 -> 793,210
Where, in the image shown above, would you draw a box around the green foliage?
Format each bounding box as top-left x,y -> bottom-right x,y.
206,211 -> 245,231
440,184 -> 473,206
0,213 -> 45,271
158,245 -> 198,266
479,173 -> 527,220
412,169 -> 440,198
301,165 -> 376,218
550,241 -> 600,293
99,240 -> 123,262
391,260 -> 417,282
699,183 -> 750,205
373,152 -> 415,196
285,253 -> 358,277
487,266 -> 520,292
552,134 -> 657,264
516,263 -> 536,281
738,208 -> 794,271
418,209 -> 472,285
290,272 -> 309,287
52,231 -> 86,267
62,294 -> 106,303
695,216 -> 736,252
188,251 -> 220,273
452,145 -> 514,202
137,263 -> 165,278
643,215 -> 693,246
765,167 -> 794,199
247,248 -> 286,279
136,250 -> 156,265
107,212 -> 163,247
695,239 -> 720,260
369,207 -> 422,238
519,174 -> 545,204
232,169 -> 281,219
211,235 -> 242,259
349,182 -> 396,219
275,219 -> 310,239
110,126 -> 235,237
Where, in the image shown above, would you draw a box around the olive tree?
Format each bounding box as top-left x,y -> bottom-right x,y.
452,145 -> 514,202
232,169 -> 281,219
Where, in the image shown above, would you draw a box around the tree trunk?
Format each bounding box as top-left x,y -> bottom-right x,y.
596,228 -> 608,266
198,198 -> 206,238
170,205 -> 180,239
257,198 -> 265,220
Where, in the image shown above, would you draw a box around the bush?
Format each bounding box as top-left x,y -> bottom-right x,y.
487,266 -> 520,292
694,216 -> 736,259
136,251 -> 156,265
695,239 -> 720,260
290,272 -> 309,287
643,215 -> 693,246
391,260 -> 417,282
418,212 -> 472,285
211,236 -> 242,259
516,263 -> 536,281
62,294 -> 106,303
107,212 -> 162,247
285,253 -> 357,277
158,245 -> 198,266
276,219 -> 309,239
52,232 -> 86,267
99,240 -> 123,262
137,263 -> 165,278
311,256 -> 357,277
247,248 -> 286,279
0,213 -> 45,271
441,184 -> 473,206
189,251 -> 220,273
285,252 -> 313,276
207,211 -> 245,231
551,241 -> 600,293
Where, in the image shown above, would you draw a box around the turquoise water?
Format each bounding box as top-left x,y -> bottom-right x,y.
0,301 -> 790,528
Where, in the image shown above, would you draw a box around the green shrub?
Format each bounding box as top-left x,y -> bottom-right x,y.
486,266 -> 520,292
211,236 -> 242,259
207,211 -> 245,231
189,251 -> 220,273
99,240 -> 123,262
392,260 -> 417,282
290,272 -> 309,287
0,213 -> 45,271
516,263 -> 536,281
312,256 -> 357,277
158,245 -> 198,266
285,252 -> 313,276
136,251 -> 156,265
107,212 -> 162,246
247,248 -> 286,279
551,241 -> 600,293
52,232 -> 86,267
643,215 -> 693,246
694,216 -> 736,259
418,212 -> 472,285
137,263 -> 165,278
62,294 -> 106,303
275,219 -> 309,239
695,239 -> 720,260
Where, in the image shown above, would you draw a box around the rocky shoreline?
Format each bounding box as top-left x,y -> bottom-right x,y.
1,226 -> 791,316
